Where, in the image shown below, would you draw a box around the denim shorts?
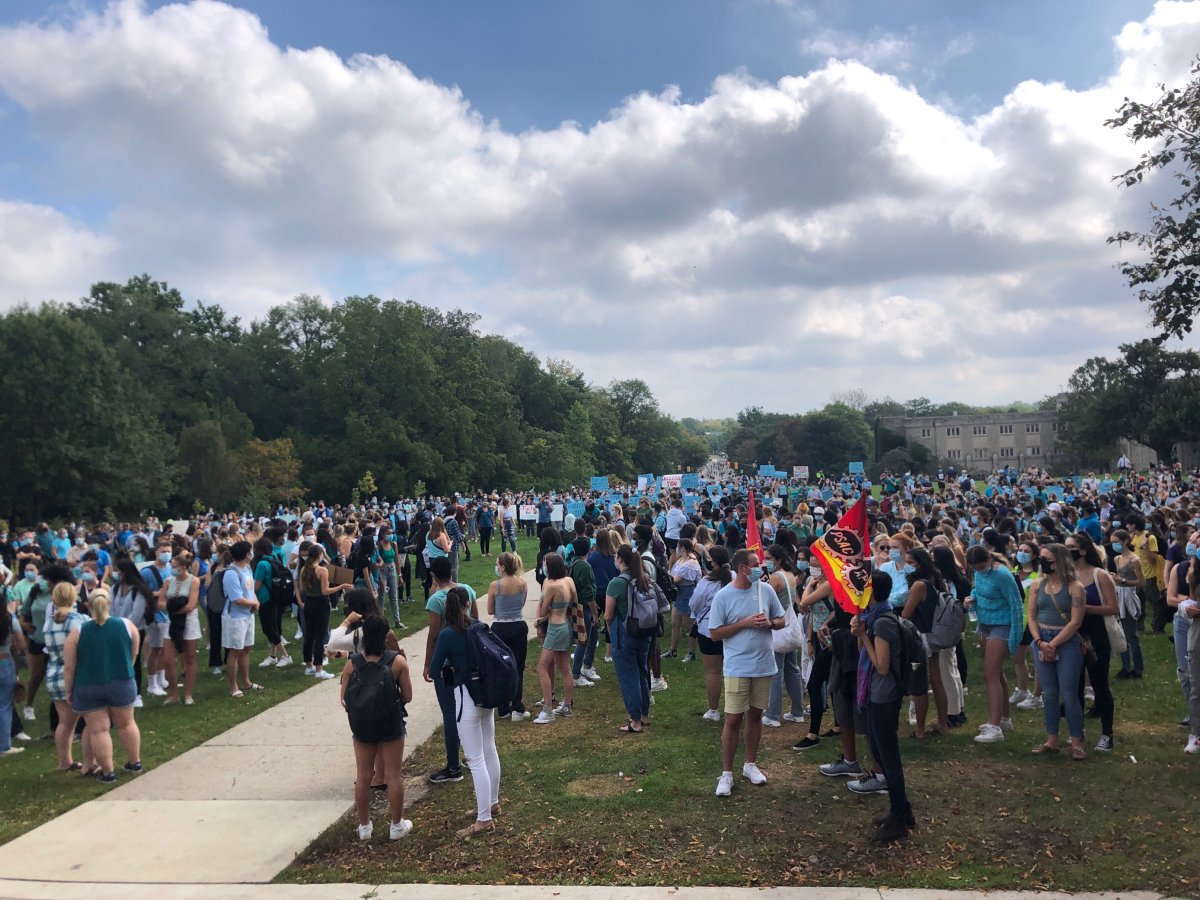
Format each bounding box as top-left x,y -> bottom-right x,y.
978,622 -> 1011,643
72,678 -> 137,713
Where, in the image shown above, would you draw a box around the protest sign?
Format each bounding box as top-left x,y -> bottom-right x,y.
590,476 -> 609,491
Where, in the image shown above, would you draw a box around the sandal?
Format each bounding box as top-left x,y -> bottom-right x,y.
229,690 -> 244,699
248,683 -> 265,691
80,765 -> 102,778
1071,745 -> 1087,761
618,721 -> 644,734
1031,743 -> 1059,755
60,762 -> 83,773
456,820 -> 495,838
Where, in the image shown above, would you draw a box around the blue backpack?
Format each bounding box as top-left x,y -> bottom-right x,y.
463,621 -> 519,713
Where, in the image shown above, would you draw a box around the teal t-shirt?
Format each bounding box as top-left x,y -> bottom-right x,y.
425,582 -> 477,618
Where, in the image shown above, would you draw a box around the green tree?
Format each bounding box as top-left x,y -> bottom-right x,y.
1107,58 -> 1200,338
797,403 -> 873,474
178,421 -> 241,511
237,437 -> 304,503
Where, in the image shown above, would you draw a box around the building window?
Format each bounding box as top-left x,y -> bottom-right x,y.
1052,422 -> 1059,432
920,428 -> 931,438
1029,446 -> 1041,456
999,424 -> 1013,434
946,427 -> 960,437
999,447 -> 1014,458
973,425 -> 987,435
1026,423 -> 1040,433
946,449 -> 962,460
975,448 -> 988,458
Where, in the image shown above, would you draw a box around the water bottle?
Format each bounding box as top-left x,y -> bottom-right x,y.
966,596 -> 978,623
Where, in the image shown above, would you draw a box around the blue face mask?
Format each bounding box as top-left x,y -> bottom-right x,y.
748,566 -> 764,582
763,560 -> 776,573
1112,521 -> 1121,528
1016,551 -> 1032,565
1112,542 -> 1124,553
903,564 -> 916,574
1187,544 -> 1198,559
24,570 -> 37,582
158,551 -> 172,564
971,515 -> 979,526
796,561 -> 810,571
888,549 -> 903,564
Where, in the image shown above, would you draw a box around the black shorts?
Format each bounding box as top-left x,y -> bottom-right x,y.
27,638 -> 46,658
1020,625 -> 1033,647
907,659 -> 929,697
697,632 -> 723,656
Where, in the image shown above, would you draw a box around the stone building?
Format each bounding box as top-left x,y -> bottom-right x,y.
879,411 -> 1064,471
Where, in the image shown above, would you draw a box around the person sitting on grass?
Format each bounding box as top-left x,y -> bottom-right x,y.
341,614 -> 412,843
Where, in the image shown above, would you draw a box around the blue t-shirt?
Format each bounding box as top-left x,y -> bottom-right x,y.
53,537 -> 71,559
477,508 -> 494,529
878,560 -> 911,609
708,581 -> 784,678
223,565 -> 256,619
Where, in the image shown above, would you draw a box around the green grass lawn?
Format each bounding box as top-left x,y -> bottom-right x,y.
282,628 -> 1199,894
0,539 -> 532,848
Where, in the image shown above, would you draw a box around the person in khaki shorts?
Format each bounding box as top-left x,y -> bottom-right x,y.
708,548 -> 785,797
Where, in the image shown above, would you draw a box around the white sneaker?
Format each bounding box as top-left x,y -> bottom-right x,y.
389,819 -> 413,841
742,761 -> 767,785
356,822 -> 373,841
211,667 -> 222,676
1084,686 -> 1095,701
14,731 -> 32,742
974,724 -> 1004,743
133,695 -> 144,709
572,677 -> 594,688
648,694 -> 655,706
1017,694 -> 1044,710
553,703 -> 572,717
1184,735 -> 1200,755
533,710 -> 555,725
294,629 -> 304,641
303,667 -> 316,676
280,636 -> 289,646
275,656 -> 293,668
511,710 -> 531,722
907,701 -> 916,726
603,655 -> 613,663
582,667 -> 601,681
702,709 -> 721,722
715,772 -> 733,796
1009,688 -> 1026,704
999,717 -> 1014,733
258,657 -> 278,668
782,712 -> 805,723
22,706 -> 35,721
314,670 -> 335,680
651,677 -> 669,692
762,717 -> 782,728
146,685 -> 167,697
0,747 -> 25,756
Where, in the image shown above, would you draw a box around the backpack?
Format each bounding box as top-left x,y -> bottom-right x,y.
266,556 -> 295,606
621,574 -> 668,639
463,621 -> 520,713
925,589 -> 964,652
642,551 -> 678,604
344,651 -> 404,742
206,565 -> 227,616
880,609 -> 925,685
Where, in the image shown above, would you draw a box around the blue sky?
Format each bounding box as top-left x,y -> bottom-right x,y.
0,0 -> 1192,416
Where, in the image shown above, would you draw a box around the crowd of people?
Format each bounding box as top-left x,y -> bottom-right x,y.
3,460 -> 1199,846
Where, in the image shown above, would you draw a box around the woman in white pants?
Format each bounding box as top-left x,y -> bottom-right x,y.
428,587 -> 501,836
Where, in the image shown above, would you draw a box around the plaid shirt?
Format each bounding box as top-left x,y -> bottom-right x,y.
444,516 -> 463,552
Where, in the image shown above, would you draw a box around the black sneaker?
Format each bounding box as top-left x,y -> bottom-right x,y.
97,771 -> 117,784
792,736 -> 820,752
662,649 -> 678,658
1115,669 -> 1132,680
428,766 -> 464,784
123,761 -> 142,773
869,814 -> 912,843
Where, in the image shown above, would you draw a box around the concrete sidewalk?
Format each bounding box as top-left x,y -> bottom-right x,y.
0,882 -> 1173,900
0,573 -> 541,886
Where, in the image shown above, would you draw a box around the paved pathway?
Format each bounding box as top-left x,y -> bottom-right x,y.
0,572 -> 540,887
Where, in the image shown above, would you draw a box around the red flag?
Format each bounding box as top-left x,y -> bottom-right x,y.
810,495 -> 874,614
745,489 -> 764,562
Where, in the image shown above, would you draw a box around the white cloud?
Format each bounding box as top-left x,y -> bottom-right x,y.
0,0 -> 1198,417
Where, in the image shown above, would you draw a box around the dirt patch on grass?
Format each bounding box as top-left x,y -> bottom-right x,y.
564,774 -> 638,799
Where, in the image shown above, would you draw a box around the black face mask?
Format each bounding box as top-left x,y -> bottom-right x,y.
1041,559 -> 1056,574
1069,548 -> 1082,562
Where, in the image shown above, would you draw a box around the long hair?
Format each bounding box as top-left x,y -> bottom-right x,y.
704,545 -> 733,586
1041,543 -> 1076,585
907,546 -> 945,592
617,544 -> 650,593
444,587 -> 472,632
299,543 -> 324,592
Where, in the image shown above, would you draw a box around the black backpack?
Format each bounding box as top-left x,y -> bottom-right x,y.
344,651 -> 404,742
266,556 -> 295,606
206,566 -> 227,616
879,609 -> 925,686
642,552 -> 678,603
463,621 -> 520,713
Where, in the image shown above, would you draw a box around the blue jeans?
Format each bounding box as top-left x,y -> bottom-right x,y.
867,698 -> 911,821
572,607 -> 599,677
1120,612 -> 1143,674
766,651 -> 805,720
0,658 -> 15,752
1175,612 -> 1191,712
433,672 -> 461,772
611,623 -> 651,721
1033,629 -> 1084,739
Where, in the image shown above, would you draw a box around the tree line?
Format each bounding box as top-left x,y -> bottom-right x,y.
0,276 -> 709,522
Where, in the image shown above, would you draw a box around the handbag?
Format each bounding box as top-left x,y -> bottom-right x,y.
1091,569 -> 1127,655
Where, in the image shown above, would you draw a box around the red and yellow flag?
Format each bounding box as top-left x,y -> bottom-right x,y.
810,495 -> 873,614
745,489 -> 764,562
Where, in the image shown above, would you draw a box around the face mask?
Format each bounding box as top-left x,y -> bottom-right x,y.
903,564 -> 916,574
112,573 -> 122,583
763,560 -> 776,573
796,561 -> 809,571
1187,544 -> 1198,559
748,566 -> 763,581
72,566 -> 83,580
82,572 -> 96,584
1069,548 -> 1082,561
158,551 -> 172,564
1041,559 -> 1056,574
88,543 -> 99,551
24,570 -> 37,582
970,515 -> 979,526
495,566 -> 503,577
1112,542 -> 1124,553
75,538 -> 85,546
1112,521 -> 1121,528
1016,551 -> 1032,566
888,548 -> 903,564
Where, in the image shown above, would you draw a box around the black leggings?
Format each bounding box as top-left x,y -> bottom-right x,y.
400,557 -> 412,599
302,596 -> 332,668
955,638 -> 968,684
807,646 -> 834,735
134,629 -> 146,693
260,600 -> 284,647
491,620 -> 529,714
206,609 -> 226,668
479,527 -> 493,556
1079,630 -> 1115,738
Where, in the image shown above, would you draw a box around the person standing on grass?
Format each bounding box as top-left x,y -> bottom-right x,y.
42,582 -> 89,772
762,543 -> 804,729
667,538 -> 701,663
487,552 -> 531,721
965,544 -> 1024,744
583,529 -> 618,684
341,614 -> 413,843
1027,543 -> 1088,760
1066,532 -> 1118,753
430,588 -> 502,837
221,541 -> 262,699
853,569 -> 916,843
708,548 -> 785,797
297,544 -> 343,680
251,536 -> 291,670
1110,529 -> 1145,680
605,545 -> 655,733
533,553 -> 577,723
423,556 -> 477,783
690,545 -> 732,723
569,537 -> 601,689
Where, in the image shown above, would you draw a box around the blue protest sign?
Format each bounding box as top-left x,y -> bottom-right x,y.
707,485 -> 722,498
567,501 -> 586,518
758,464 -> 774,476
683,496 -> 699,514
590,476 -> 609,491
682,473 -> 700,489
848,461 -> 864,475
1045,486 -> 1064,500
821,489 -> 834,501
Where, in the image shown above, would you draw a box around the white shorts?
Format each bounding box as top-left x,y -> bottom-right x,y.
183,609 -> 201,642
221,615 -> 256,650
147,621 -> 169,649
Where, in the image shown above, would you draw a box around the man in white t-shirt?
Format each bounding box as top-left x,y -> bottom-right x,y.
708,548 -> 785,797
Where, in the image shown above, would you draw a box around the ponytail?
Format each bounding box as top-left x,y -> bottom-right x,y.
90,590 -> 112,625
617,545 -> 650,593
